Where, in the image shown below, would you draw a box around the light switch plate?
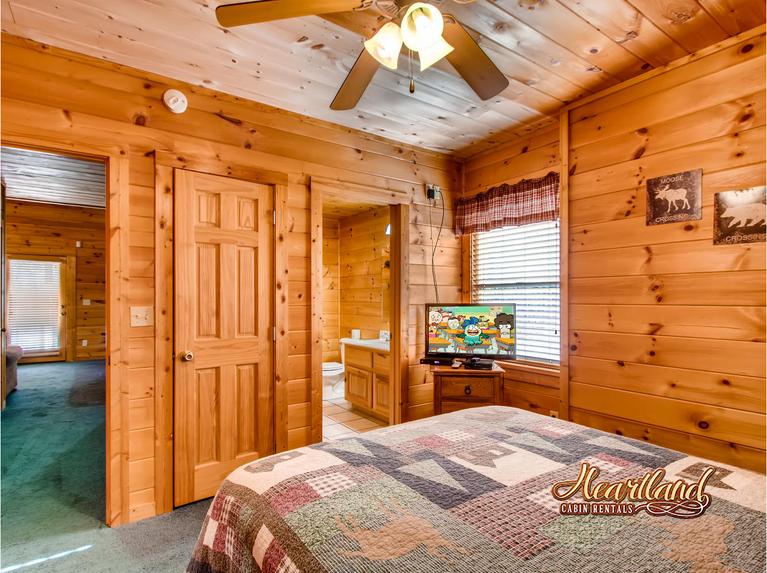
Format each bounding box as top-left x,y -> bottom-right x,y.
82,340 -> 88,347
130,306 -> 155,327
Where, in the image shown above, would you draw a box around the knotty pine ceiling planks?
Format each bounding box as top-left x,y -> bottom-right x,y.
1,0 -> 763,157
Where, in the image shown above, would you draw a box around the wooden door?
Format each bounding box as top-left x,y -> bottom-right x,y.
174,170 -> 274,506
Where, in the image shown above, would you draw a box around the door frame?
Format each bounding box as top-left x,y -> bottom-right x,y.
0,139 -> 124,524
5,253 -> 75,363
154,151 -> 289,514
310,177 -> 410,430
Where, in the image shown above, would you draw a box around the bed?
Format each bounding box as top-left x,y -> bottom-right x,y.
187,406 -> 766,573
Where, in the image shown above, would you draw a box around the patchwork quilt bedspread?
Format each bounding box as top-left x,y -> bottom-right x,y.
187,406 -> 766,573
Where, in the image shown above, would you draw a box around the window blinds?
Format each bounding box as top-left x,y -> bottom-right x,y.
471,220 -> 560,363
8,259 -> 63,354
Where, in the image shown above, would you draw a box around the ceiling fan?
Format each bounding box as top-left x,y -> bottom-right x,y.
215,0 -> 509,110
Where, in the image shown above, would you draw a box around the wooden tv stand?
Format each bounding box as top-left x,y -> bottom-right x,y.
431,363 -> 504,415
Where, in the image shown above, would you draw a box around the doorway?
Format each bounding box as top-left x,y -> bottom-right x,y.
172,169 -> 276,506
320,194 -> 400,440
0,146 -> 108,558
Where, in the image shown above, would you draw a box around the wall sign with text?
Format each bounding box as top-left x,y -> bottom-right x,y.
714,187 -> 766,245
646,169 -> 702,226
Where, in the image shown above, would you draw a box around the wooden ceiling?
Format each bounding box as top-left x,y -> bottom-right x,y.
323,194 -> 390,219
1,0 -> 763,157
1,147 -> 106,207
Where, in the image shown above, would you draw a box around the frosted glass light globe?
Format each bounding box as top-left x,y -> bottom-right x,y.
401,3 -> 445,52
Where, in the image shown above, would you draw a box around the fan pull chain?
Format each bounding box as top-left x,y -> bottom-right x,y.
409,49 -> 415,94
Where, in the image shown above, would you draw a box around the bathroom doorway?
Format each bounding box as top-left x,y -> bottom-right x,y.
320,198 -> 394,440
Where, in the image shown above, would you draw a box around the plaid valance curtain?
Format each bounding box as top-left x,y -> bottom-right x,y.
454,171 -> 560,236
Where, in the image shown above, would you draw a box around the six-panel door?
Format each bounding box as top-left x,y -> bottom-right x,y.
174,169 -> 274,506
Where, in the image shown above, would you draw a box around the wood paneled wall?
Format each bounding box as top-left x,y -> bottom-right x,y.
339,207 -> 390,340
322,217 -> 340,363
0,34 -> 460,522
565,30 -> 766,471
406,198 -> 463,420
462,126 -> 565,416
5,199 -> 106,361
464,124 -> 561,198
462,28 -> 766,471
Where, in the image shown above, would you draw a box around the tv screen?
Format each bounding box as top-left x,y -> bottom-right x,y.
425,304 -> 516,359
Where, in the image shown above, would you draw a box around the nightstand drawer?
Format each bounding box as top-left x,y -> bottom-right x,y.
441,400 -> 492,413
440,377 -> 494,400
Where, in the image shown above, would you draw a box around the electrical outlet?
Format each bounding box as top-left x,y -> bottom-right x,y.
83,299 -> 91,306
426,184 -> 441,200
75,240 -> 82,248
82,340 -> 88,347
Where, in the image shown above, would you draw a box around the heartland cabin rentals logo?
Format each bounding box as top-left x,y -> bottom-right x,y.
551,463 -> 715,519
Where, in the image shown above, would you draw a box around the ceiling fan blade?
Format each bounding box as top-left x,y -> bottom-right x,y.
330,49 -> 380,110
216,0 -> 364,27
442,16 -> 510,101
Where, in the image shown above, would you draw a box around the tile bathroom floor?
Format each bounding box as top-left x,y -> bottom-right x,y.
322,398 -> 387,441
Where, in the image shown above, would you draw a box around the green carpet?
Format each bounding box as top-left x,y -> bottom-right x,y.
1,361 -> 210,572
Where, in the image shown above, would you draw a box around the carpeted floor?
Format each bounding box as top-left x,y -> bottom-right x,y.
1,361 -> 210,572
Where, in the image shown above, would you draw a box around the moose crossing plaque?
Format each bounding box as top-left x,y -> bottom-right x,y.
714,187 -> 766,245
646,169 -> 702,226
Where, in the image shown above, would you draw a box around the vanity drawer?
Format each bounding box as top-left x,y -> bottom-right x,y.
440,376 -> 494,400
346,346 -> 372,369
373,352 -> 390,375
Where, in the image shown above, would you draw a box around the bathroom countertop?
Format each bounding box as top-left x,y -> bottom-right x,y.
340,338 -> 390,352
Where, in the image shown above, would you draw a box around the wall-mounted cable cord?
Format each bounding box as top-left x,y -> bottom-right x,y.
428,190 -> 445,303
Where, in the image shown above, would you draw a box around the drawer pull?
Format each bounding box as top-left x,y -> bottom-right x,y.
464,385 -> 472,396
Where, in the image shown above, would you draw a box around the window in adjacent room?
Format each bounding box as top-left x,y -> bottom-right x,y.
471,220 -> 560,363
7,257 -> 65,357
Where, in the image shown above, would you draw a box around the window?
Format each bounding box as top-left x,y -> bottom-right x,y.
7,258 -> 64,355
471,220 -> 560,363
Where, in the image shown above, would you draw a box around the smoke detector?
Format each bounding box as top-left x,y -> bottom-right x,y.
162,89 -> 188,114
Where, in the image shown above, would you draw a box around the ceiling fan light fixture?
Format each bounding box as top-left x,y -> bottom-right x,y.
364,22 -> 403,70
417,35 -> 454,71
401,2 -> 445,52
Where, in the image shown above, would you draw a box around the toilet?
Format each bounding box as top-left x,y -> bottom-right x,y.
322,362 -> 345,400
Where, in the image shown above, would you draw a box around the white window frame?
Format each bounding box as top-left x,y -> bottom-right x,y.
6,254 -> 70,361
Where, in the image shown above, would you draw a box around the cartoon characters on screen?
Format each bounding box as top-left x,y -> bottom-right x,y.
456,317 -> 489,346
494,313 -> 514,339
426,307 -> 516,356
428,309 -> 443,335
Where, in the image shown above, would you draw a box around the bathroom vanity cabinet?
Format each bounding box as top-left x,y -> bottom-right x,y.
344,344 -> 390,422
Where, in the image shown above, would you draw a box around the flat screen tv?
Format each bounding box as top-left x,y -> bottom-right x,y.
425,303 -> 516,360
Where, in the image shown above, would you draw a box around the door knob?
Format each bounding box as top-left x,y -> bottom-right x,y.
180,351 -> 194,362
464,385 -> 472,396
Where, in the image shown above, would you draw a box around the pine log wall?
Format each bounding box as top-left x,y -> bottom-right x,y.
0,34 -> 460,522
565,31 -> 766,471
407,194 -> 463,420
462,125 -> 564,417
5,199 -> 106,361
461,29 -> 766,471
338,207 -> 391,340
322,218 -> 340,363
